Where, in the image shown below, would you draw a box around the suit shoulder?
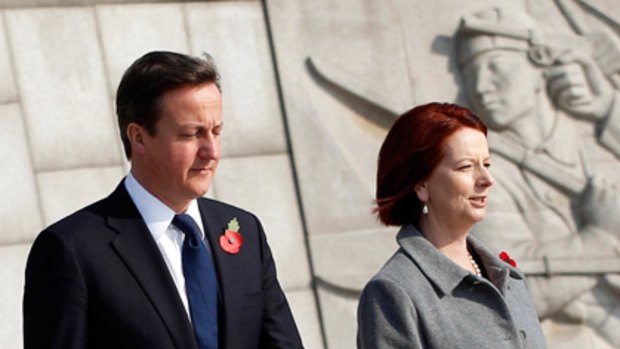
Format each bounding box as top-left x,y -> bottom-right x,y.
380,249 -> 422,279
198,197 -> 258,220
366,250 -> 430,296
371,250 -> 417,284
360,256 -> 420,312
35,194 -> 118,248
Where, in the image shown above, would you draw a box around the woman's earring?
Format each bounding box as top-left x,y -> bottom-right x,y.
422,203 -> 429,215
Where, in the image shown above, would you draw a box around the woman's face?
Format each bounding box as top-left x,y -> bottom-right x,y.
416,127 -> 494,228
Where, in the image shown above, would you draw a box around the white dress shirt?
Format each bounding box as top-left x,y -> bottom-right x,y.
124,172 -> 207,317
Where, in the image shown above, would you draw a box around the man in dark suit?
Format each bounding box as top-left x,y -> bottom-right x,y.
23,51 -> 304,349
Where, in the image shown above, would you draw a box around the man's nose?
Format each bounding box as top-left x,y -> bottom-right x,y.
198,137 -> 220,160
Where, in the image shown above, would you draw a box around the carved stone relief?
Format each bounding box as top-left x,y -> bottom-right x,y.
268,0 -> 620,347
458,4 -> 620,348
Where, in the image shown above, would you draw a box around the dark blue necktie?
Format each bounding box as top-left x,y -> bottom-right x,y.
172,214 -> 219,349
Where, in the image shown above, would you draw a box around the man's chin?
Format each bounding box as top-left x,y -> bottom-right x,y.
184,182 -> 213,199
192,187 -> 211,198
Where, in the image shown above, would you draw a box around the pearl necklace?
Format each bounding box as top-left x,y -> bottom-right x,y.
468,251 -> 482,277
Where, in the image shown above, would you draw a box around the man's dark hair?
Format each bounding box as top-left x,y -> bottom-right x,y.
116,51 -> 221,159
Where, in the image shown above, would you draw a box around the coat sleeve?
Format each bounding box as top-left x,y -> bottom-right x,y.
254,216 -> 304,348
23,229 -> 88,349
357,277 -> 424,349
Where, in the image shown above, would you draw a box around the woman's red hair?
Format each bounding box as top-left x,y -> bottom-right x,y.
375,102 -> 487,226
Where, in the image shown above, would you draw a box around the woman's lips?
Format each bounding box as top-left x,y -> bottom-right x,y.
469,196 -> 487,208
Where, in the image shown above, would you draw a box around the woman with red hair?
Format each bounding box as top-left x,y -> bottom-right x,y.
357,103 -> 545,348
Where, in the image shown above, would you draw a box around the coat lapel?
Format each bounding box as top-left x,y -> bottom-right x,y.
198,200 -> 239,349
105,182 -> 198,349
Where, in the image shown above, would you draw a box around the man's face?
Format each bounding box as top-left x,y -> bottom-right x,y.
461,49 -> 543,130
135,82 -> 222,211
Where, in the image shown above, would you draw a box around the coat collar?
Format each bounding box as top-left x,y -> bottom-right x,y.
396,224 -> 523,296
104,180 -> 199,349
468,233 -> 524,294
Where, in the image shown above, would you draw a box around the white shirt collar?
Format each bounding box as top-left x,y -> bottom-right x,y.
124,171 -> 206,240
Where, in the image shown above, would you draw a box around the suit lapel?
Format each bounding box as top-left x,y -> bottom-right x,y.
198,200 -> 237,348
105,182 -> 198,349
198,202 -> 228,293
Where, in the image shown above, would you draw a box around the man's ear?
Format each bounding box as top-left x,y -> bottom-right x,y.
414,182 -> 429,202
126,123 -> 147,156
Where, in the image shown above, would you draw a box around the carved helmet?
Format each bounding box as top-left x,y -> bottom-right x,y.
457,7 -> 553,67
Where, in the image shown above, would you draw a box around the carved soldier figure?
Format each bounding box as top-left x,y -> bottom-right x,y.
457,7 -> 620,348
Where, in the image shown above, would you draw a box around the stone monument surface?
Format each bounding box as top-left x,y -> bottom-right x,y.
458,4 -> 620,348
267,0 -> 620,348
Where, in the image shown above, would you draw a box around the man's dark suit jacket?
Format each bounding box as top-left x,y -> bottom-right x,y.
23,181 -> 303,349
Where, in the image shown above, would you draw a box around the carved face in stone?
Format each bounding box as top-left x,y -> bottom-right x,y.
461,49 -> 544,131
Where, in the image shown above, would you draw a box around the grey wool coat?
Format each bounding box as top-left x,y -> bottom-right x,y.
357,225 -> 546,349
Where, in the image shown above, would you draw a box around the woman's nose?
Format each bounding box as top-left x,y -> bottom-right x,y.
478,167 -> 494,188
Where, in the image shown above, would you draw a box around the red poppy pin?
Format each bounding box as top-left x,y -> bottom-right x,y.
499,251 -> 517,268
220,218 -> 243,254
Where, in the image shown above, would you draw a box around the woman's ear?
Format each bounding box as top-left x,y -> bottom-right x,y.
126,123 -> 147,156
414,182 -> 429,202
